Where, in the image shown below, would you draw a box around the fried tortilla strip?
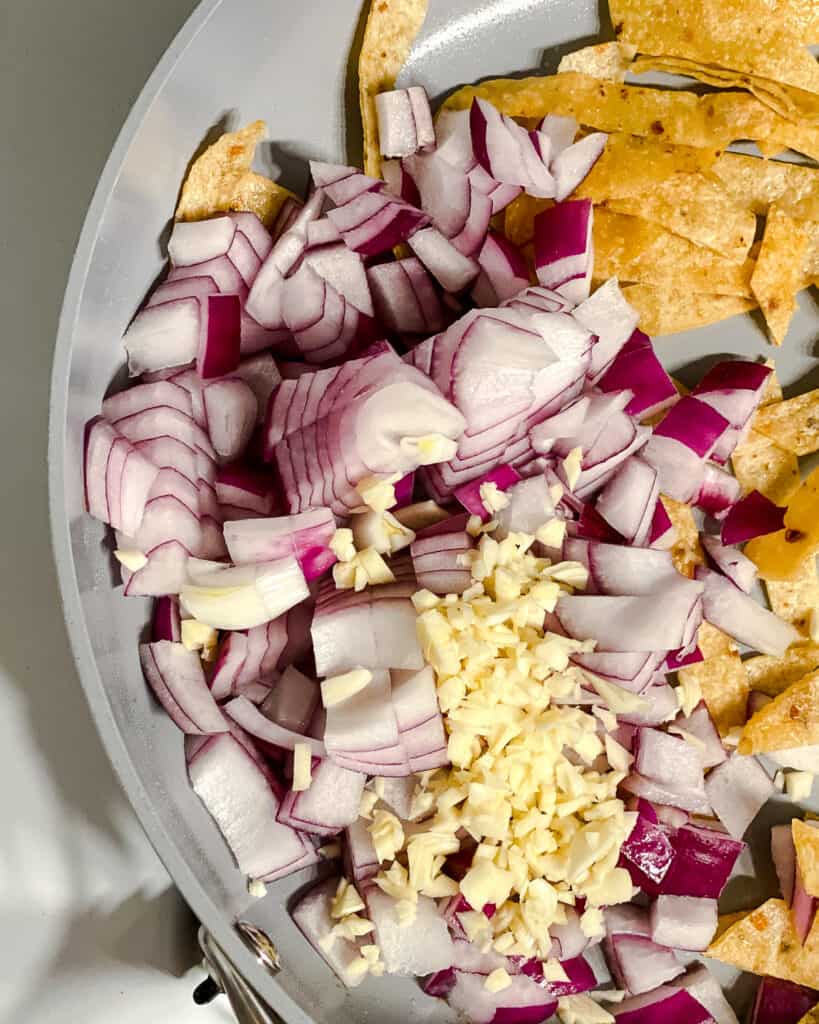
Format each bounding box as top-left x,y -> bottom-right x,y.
594,210 -> 754,296
359,0 -> 428,178
744,643 -> 819,697
442,73 -> 819,162
738,669 -> 819,754
754,390 -> 819,457
711,152 -> 819,223
661,496 -> 702,578
609,0 -> 819,95
621,284 -> 756,336
228,172 -> 297,229
174,123 -> 295,228
751,205 -> 810,345
601,172 -> 756,262
805,222 -> 819,277
746,466 -> 819,582
707,898 -> 819,988
793,820 -> 819,897
631,55 -> 819,123
680,648 -> 750,736
764,558 -> 819,635
557,41 -> 636,81
576,134 -> 721,202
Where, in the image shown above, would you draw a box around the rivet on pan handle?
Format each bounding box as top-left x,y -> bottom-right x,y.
195,925 -> 284,1023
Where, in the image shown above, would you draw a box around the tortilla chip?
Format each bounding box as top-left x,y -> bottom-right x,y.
621,283 -> 756,336
601,172 -> 756,262
765,558 -> 819,635
751,205 -> 810,345
806,225 -> 819,277
738,669 -> 819,754
176,121 -> 266,221
442,73 -> 819,162
711,153 -> 819,223
503,194 -> 553,247
609,0 -> 819,95
680,650 -> 750,735
557,42 -> 636,82
358,0 -> 428,178
744,644 -> 819,697
228,172 -> 297,229
706,898 -> 819,987
772,0 -> 819,44
697,621 -> 736,660
594,210 -> 754,296
730,430 -> 800,506
714,911 -> 749,941
754,390 -> 819,457
631,55 -> 819,123
659,496 -> 702,578
793,820 -> 819,897
575,135 -> 720,203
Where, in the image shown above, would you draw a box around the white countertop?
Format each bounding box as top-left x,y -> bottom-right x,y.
1,2 -> 233,1020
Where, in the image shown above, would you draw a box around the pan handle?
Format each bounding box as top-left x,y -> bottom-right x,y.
196,926 -> 284,1024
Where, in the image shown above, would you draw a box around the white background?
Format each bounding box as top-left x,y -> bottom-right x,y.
1,2 -> 232,1021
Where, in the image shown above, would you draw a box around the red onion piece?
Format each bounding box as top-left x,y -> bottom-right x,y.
793,860 -> 818,944
598,330 -> 679,420
696,565 -> 800,657
368,257 -> 445,335
366,888 -> 454,977
140,640 -> 226,735
622,771 -> 712,816
596,456 -> 659,546
277,759 -> 366,837
225,695 -> 326,757
693,359 -> 771,463
169,216 -> 237,266
470,98 -> 556,198
720,489 -> 786,545
696,462 -> 742,518
553,131 -> 607,201
408,225 -> 480,293
123,298 -> 201,376
533,199 -> 593,304
674,965 -> 739,1024
635,728 -> 705,790
619,813 -> 675,886
614,986 -> 714,1023
649,895 -> 717,951
654,396 -> 730,460
152,596 -> 181,642
771,823 -> 797,903
292,876 -> 369,987
84,417 -> 161,537
573,277 -> 640,380
704,752 -> 774,838
604,932 -> 684,995
749,976 -> 818,1024
668,702 -> 727,768
376,85 -> 435,157
202,378 -> 257,460
189,732 -> 317,882
701,535 -> 758,593
471,231 -> 530,307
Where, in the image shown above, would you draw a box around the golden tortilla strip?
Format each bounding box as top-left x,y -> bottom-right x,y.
698,621 -> 737,660
754,390 -> 819,457
764,558 -> 819,635
601,172 -> 756,262
804,222 -> 819,277
738,669 -> 819,754
228,172 -> 297,229
621,283 -> 756,336
575,134 -> 721,202
706,898 -> 819,988
176,121 -> 266,222
714,911 -> 749,941
793,820 -> 819,897
557,41 -> 636,81
771,0 -> 819,44
730,431 -> 800,506
660,495 -> 702,578
744,643 -> 819,697
442,73 -> 819,162
751,205 -> 810,345
609,0 -> 819,95
711,152 -> 819,223
594,210 -> 754,297
680,651 -> 750,735
358,0 -> 428,178
631,55 -> 819,123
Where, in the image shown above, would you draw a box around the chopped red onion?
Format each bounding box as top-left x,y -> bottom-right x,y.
697,566 -> 799,657
749,976 -> 818,1024
650,895 -> 717,951
277,759 -> 366,837
771,823 -> 797,903
376,85 -> 435,157
701,535 -> 758,593
720,489 -> 786,545
533,199 -> 593,304
704,753 -> 774,838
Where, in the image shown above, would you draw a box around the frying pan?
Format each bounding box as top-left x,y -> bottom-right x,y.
48,0 -> 819,1020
